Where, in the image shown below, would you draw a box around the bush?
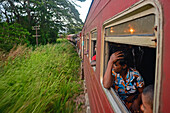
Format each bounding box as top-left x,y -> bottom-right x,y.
56,38 -> 68,43
0,22 -> 31,51
0,42 -> 82,113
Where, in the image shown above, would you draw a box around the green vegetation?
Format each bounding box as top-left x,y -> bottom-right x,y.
0,0 -> 84,46
0,40 -> 83,113
0,22 -> 31,51
56,38 -> 68,43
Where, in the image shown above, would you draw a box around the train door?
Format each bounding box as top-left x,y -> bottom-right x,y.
100,1 -> 162,113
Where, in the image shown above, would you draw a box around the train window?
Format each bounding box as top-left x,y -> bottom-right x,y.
104,42 -> 156,87
90,30 -> 97,70
105,14 -> 155,36
91,31 -> 97,59
100,2 -> 162,113
91,40 -> 96,59
104,14 -> 156,48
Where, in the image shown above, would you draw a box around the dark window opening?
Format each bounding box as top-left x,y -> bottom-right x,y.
105,42 -> 155,86
91,40 -> 96,58
104,42 -> 156,109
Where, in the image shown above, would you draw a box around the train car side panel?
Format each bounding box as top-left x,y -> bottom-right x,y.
81,0 -> 170,112
84,55 -> 114,113
160,0 -> 170,112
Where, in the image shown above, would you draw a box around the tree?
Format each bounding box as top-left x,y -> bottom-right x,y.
0,22 -> 31,51
0,0 -> 85,45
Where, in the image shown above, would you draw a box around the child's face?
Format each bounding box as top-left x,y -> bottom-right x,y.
141,93 -> 153,113
113,60 -> 123,73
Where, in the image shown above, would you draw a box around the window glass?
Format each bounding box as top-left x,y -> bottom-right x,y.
93,32 -> 97,38
105,14 -> 155,36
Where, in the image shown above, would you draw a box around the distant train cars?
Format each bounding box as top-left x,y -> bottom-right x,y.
66,34 -> 77,44
77,0 -> 170,113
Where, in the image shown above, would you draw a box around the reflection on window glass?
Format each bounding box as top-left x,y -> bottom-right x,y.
92,32 -> 97,39
105,14 -> 155,36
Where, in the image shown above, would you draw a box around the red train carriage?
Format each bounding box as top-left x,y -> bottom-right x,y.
67,34 -> 75,42
78,0 -> 170,113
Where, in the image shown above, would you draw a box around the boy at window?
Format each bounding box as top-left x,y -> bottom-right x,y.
91,44 -> 97,66
103,51 -> 144,112
141,85 -> 154,113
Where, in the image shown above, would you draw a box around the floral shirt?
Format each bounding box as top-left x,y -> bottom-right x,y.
112,68 -> 144,100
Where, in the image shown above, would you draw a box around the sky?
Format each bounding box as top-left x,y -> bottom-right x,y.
74,0 -> 92,22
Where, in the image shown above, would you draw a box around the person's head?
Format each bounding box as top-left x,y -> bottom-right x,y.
141,85 -> 154,113
113,51 -> 129,73
95,44 -> 97,51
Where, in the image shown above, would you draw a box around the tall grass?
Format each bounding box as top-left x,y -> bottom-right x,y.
0,40 -> 82,113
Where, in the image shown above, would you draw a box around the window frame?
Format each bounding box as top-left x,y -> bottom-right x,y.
100,1 -> 163,113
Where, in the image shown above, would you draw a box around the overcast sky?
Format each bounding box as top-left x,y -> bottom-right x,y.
74,0 -> 92,22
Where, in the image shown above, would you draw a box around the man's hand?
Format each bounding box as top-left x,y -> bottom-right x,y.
109,51 -> 124,64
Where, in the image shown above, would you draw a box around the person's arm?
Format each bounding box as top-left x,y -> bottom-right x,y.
130,87 -> 144,112
103,60 -> 114,88
103,51 -> 123,88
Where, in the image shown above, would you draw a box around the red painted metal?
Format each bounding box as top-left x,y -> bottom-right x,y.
80,0 -> 170,112
159,0 -> 170,112
84,55 -> 114,113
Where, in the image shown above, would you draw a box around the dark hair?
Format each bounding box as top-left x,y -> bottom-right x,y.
142,85 -> 154,109
117,51 -> 130,67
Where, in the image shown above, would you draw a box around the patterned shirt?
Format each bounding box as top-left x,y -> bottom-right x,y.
112,68 -> 144,100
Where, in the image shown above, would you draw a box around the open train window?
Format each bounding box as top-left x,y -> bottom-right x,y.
100,2 -> 162,113
91,31 -> 97,59
90,30 -> 97,70
105,42 -> 156,88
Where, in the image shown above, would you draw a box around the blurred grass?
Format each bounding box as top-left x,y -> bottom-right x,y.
56,38 -> 68,43
0,39 -> 83,113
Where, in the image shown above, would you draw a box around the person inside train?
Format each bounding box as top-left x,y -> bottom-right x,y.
141,85 -> 154,113
103,51 -> 144,112
91,44 -> 97,66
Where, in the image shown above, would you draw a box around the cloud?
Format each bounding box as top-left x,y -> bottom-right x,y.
75,0 -> 92,22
